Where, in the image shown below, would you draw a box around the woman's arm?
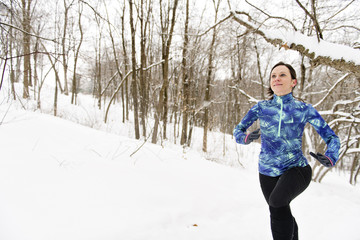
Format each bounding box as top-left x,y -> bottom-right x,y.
307,105 -> 341,165
233,104 -> 260,144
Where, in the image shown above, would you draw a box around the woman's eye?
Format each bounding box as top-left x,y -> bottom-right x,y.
280,74 -> 286,77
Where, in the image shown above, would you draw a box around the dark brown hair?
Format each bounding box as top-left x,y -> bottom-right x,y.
267,61 -> 297,99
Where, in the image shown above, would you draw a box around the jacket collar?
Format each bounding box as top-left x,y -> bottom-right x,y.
272,93 -> 294,105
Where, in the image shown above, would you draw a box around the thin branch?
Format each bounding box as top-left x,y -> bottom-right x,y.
328,118 -> 360,127
0,51 -> 63,61
295,0 -> 323,40
313,73 -> 350,108
130,128 -> 154,158
323,25 -> 360,32
245,0 -> 297,31
326,0 -> 356,22
0,21 -> 57,43
0,100 -> 12,126
104,59 -> 165,123
100,71 -> 121,97
79,0 -> 108,22
192,13 -> 232,37
0,58 -> 7,91
229,85 -> 260,103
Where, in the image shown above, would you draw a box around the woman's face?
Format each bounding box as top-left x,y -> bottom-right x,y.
270,65 -> 297,96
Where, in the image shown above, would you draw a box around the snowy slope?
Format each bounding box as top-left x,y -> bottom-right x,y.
0,107 -> 360,240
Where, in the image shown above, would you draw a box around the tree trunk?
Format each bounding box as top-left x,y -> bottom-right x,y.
71,2 -> 83,105
203,0 -> 219,152
9,1 -> 16,100
349,128 -> 359,184
180,0 -> 190,146
254,42 -> 265,100
129,0 -> 140,139
96,40 -> 102,109
139,0 -> 151,137
33,25 -> 40,102
21,0 -> 32,98
62,0 -> 73,95
54,76 -> 58,116
152,0 -> 179,143
121,5 -> 129,122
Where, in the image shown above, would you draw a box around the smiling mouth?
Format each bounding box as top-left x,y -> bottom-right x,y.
273,84 -> 283,86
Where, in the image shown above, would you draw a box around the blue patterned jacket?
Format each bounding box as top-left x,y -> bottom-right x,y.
233,93 -> 340,177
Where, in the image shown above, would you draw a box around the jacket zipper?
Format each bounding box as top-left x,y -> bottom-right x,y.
278,98 -> 283,137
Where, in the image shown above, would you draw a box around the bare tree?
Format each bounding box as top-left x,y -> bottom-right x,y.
151,0 -> 179,143
1,0 -> 359,184
180,0 -> 190,146
93,5 -> 103,109
203,0 -> 220,152
21,0 -> 33,98
120,3 -> 129,122
71,0 -> 84,105
138,0 -> 152,137
129,0 -> 140,139
104,0 -> 125,112
8,0 -> 17,100
61,0 -> 75,95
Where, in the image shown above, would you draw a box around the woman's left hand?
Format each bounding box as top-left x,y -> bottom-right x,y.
309,152 -> 334,167
244,129 -> 260,145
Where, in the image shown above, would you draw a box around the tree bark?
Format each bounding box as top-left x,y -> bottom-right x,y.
120,5 -> 129,122
180,0 -> 190,146
203,0 -> 220,152
71,1 -> 83,105
139,0 -> 152,137
62,0 -> 74,95
21,0 -> 32,98
9,1 -> 16,100
151,0 -> 179,143
129,0 -> 140,139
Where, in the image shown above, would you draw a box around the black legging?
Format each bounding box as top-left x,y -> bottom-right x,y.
259,165 -> 312,240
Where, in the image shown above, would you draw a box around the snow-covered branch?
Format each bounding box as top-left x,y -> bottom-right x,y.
318,97 -> 360,125
230,12 -> 360,77
329,97 -> 360,113
229,85 -> 260,104
193,96 -> 224,116
319,110 -> 356,119
328,118 -> 360,127
347,148 -> 360,154
313,73 -> 351,107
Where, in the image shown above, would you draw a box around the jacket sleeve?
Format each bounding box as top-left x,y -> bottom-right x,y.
307,104 -> 341,164
233,103 -> 260,144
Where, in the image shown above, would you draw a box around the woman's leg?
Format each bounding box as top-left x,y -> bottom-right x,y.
269,205 -> 294,240
259,165 -> 312,240
292,218 -> 298,240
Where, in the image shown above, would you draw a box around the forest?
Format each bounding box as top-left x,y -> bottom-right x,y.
1,0 -> 359,184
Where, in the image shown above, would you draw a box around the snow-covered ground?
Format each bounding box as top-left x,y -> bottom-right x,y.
0,95 -> 360,240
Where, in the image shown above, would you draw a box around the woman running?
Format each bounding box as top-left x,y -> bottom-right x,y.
233,62 -> 340,240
